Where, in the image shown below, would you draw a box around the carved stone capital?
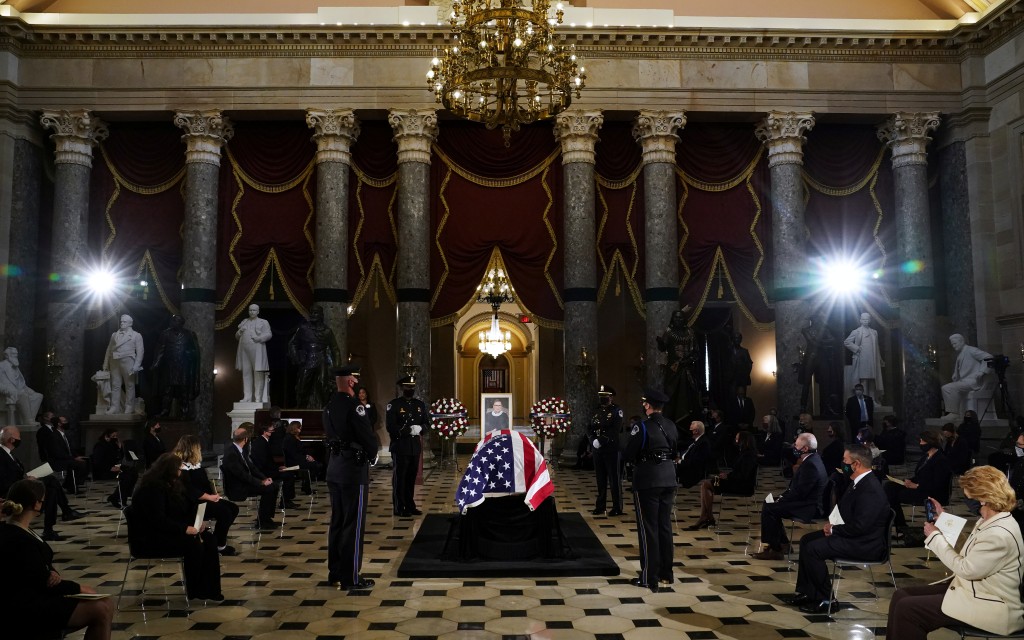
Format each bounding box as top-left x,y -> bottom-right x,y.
877,112 -> 941,168
755,112 -> 815,167
173,110 -> 234,166
388,109 -> 438,165
553,110 -> 604,165
306,109 -> 360,165
632,111 -> 686,165
39,109 -> 108,168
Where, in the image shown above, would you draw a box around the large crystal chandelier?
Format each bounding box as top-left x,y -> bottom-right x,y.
427,0 -> 587,146
476,267 -> 515,358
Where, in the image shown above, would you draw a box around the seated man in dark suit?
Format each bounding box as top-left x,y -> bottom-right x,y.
35,413 -> 90,493
820,422 -> 845,473
724,386 -> 756,431
221,424 -> 280,530
752,432 -> 828,560
91,428 -> 139,508
1,426 -> 83,540
706,409 -> 735,467
885,430 -> 952,530
780,443 -> 891,613
282,421 -> 323,495
250,422 -> 296,509
676,420 -> 713,489
876,415 -> 907,466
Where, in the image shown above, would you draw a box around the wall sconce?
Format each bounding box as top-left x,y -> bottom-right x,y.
403,344 -> 420,377
213,367 -> 219,377
926,344 -> 938,368
576,346 -> 592,379
45,347 -> 63,389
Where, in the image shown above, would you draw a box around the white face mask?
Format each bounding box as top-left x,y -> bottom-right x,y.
1015,445 -> 1024,458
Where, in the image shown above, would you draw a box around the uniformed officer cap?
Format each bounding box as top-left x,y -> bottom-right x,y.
397,375 -> 417,386
642,388 -> 670,404
598,384 -> 616,396
332,365 -> 361,378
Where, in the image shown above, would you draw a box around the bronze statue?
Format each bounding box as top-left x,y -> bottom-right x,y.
151,314 -> 200,419
798,314 -> 841,417
288,304 -> 341,409
656,308 -> 699,422
726,332 -> 754,393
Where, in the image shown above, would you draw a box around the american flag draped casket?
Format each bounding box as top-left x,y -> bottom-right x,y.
455,429 -> 554,514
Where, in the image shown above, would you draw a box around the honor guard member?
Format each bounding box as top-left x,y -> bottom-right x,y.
625,388 -> 679,592
323,365 -> 379,591
386,376 -> 427,517
589,384 -> 625,516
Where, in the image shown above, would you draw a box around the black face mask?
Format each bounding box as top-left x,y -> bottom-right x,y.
964,498 -> 982,516
154,427 -> 162,434
10,438 -> 21,449
919,442 -> 931,452
841,463 -> 854,476
403,389 -> 415,398
599,397 -> 610,406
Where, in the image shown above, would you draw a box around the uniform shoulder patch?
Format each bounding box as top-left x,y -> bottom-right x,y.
630,424 -> 640,436
356,405 -> 366,416
386,403 -> 391,411
618,409 -> 624,418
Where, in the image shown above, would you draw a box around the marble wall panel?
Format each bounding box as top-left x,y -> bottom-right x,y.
765,61 -> 809,90
638,59 -> 681,88
352,56 -> 429,86
984,38 -> 1021,85
575,58 -> 639,88
892,63 -> 960,92
0,52 -> 18,84
806,62 -> 892,91
181,57 -> 310,87
679,60 -> 766,89
310,57 -> 354,86
18,58 -> 93,87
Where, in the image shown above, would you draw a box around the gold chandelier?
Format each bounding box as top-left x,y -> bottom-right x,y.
477,267 -> 515,358
427,0 -> 587,146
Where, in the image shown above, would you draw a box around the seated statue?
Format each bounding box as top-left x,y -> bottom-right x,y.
941,333 -> 992,420
288,304 -> 340,409
0,347 -> 43,424
151,315 -> 201,420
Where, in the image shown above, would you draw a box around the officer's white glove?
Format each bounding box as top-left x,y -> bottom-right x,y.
371,455 -> 379,467
410,425 -> 423,436
592,439 -> 601,449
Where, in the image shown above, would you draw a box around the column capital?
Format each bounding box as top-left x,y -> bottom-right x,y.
632,110 -> 685,165
554,110 -> 604,165
306,109 -> 360,165
877,112 -> 941,168
388,109 -> 438,165
39,109 -> 108,168
173,110 -> 234,166
755,112 -> 815,167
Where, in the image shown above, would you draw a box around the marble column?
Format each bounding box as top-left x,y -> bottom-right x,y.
878,112 -> 941,425
39,110 -> 108,419
388,110 -> 437,401
174,110 -> 233,446
633,111 -> 686,391
554,110 -> 603,454
2,136 -> 44,382
937,142 -> 977,343
307,109 -> 360,360
755,112 -> 815,427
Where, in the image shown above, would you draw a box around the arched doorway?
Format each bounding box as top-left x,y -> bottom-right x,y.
455,307 -> 537,432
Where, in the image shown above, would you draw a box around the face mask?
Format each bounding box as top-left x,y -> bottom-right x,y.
792,447 -> 804,458
919,442 -> 931,452
403,389 -> 415,398
154,427 -> 162,433
600,397 -> 609,406
841,463 -> 854,476
964,498 -> 982,516
1015,446 -> 1024,458
10,438 -> 20,449
855,390 -> 863,397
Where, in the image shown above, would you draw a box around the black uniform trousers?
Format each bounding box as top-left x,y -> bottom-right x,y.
328,480 -> 369,587
594,449 -> 622,512
392,453 -> 419,515
633,486 -> 675,587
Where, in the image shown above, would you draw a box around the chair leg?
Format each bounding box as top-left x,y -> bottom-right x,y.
116,556 -> 134,611
829,562 -> 841,616
887,560 -> 898,591
179,559 -> 191,610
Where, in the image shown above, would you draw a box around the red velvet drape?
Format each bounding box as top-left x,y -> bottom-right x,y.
430,121 -> 564,325
217,122 -> 316,327
92,124 -> 186,314
349,121 -> 399,309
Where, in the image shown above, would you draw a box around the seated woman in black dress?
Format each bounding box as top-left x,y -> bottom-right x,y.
756,414 -> 783,467
172,435 -> 240,556
941,422 -> 974,476
689,431 -> 759,529
131,453 -> 223,600
885,430 -> 953,530
0,479 -> 114,640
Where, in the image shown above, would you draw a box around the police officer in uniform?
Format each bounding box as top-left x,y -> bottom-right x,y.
589,384 -> 625,516
386,375 -> 426,517
323,365 -> 379,590
625,388 -> 679,591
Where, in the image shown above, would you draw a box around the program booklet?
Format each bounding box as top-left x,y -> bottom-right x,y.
193,502 -> 207,530
26,462 -> 53,479
886,474 -> 906,485
934,512 -> 968,547
66,593 -> 110,600
764,493 -> 774,504
829,505 -> 846,526
281,465 -> 301,472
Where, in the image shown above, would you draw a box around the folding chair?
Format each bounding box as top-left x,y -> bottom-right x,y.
116,506 -> 190,617
826,508 -> 898,615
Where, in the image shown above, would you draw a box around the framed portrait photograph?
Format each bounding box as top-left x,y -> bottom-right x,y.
479,392 -> 513,445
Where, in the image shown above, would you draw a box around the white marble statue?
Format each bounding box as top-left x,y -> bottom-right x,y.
843,312 -> 884,402
102,314 -> 145,414
90,369 -> 112,414
0,347 -> 43,424
941,333 -> 992,419
235,303 -> 272,403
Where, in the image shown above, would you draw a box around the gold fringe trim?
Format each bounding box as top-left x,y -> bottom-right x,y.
676,147 -> 763,192
595,173 -> 644,316
802,146 -> 885,197
433,144 -> 560,188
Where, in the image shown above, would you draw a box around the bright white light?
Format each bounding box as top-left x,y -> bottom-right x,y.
86,268 -> 117,295
820,258 -> 865,297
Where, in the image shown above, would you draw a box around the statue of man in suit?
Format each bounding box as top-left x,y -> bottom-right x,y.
0,347 -> 43,424
941,333 -> 992,420
103,314 -> 145,414
843,312 -> 884,403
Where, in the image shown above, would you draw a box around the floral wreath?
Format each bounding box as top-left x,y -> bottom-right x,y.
429,398 -> 469,439
529,397 -> 571,438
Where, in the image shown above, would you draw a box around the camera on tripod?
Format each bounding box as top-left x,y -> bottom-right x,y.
986,355 -> 1011,380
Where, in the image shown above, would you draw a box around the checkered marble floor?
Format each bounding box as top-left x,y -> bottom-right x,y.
50,458 -> 966,640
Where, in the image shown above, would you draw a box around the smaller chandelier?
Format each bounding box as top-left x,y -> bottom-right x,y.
477,267 -> 515,358
427,0 -> 587,146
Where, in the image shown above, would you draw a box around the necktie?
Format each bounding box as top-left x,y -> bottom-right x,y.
59,431 -> 70,455
859,398 -> 867,421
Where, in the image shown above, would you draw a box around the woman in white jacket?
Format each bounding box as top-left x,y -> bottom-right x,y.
887,465 -> 1024,638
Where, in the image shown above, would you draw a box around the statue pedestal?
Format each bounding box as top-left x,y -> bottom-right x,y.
227,401 -> 270,438
89,411 -> 145,422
